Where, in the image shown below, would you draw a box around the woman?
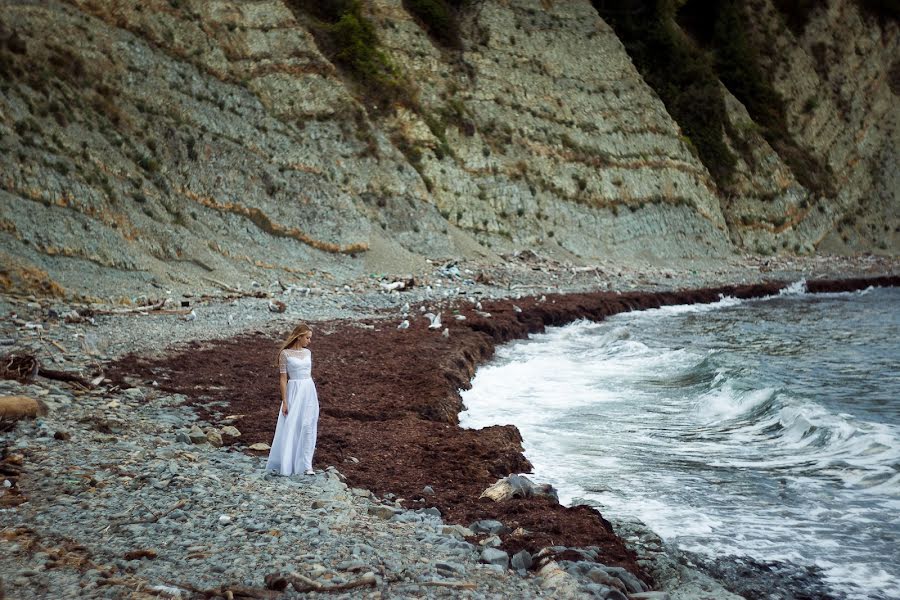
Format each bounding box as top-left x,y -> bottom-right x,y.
265,322 -> 319,476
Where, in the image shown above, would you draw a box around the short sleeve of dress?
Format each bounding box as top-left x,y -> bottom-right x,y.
278,350 -> 287,374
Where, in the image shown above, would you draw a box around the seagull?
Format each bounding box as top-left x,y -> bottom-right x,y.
454,314 -> 467,321
397,320 -> 409,330
183,309 -> 196,322
424,312 -> 442,330
401,302 -> 410,313
441,328 -> 449,338
475,301 -> 482,310
513,305 -> 522,313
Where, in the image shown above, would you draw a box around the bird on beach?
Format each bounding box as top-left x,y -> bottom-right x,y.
442,327 -> 449,338
423,312 -> 442,330
397,319 -> 409,330
183,309 -> 196,322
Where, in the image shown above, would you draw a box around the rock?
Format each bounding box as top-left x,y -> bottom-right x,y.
267,300 -> 286,313
441,524 -> 474,539
479,535 -> 502,548
175,431 -> 191,444
187,426 -> 207,445
479,548 -> 509,569
218,515 -> 232,525
434,561 -> 466,576
479,474 -> 558,502
511,550 -> 533,571
205,429 -> 223,447
53,430 -> 70,441
601,566 -> 646,594
123,387 -> 144,399
248,442 -> 270,451
629,593 -> 671,600
367,505 -> 400,520
422,485 -> 435,496
221,426 -> 241,438
536,560 -> 583,597
469,519 -> 509,535
586,567 -> 622,589
0,395 -> 48,420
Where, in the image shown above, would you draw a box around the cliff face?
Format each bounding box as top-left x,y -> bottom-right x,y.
0,0 -> 895,300
722,0 -> 899,255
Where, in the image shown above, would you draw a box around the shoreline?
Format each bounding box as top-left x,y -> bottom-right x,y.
105,274 -> 898,594
1,257 -> 898,599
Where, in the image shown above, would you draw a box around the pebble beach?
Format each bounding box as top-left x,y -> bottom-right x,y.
1,252 -> 898,599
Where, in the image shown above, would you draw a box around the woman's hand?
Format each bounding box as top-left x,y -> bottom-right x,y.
281,402 -> 288,416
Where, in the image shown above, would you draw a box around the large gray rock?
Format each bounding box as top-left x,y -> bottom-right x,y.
469,519 -> 509,535
601,566 -> 647,594
479,548 -> 509,569
479,474 -> 559,503
511,550 -> 533,571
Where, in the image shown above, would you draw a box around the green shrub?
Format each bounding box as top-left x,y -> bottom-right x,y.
855,0 -> 900,22
286,0 -> 411,110
771,0 -> 819,35
598,0 -> 737,189
403,0 -> 462,48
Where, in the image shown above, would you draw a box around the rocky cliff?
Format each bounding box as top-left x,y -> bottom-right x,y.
0,0 -> 896,300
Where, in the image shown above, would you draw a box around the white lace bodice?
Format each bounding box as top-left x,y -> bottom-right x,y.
278,348 -> 312,380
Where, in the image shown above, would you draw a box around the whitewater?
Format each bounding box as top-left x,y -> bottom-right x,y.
460,283 -> 900,599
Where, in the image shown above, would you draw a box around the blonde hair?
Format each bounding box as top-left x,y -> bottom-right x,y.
274,322 -> 312,366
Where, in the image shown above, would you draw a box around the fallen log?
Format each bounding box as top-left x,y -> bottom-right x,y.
264,572 -> 377,593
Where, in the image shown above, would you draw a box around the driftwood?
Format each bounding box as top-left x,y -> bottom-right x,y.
423,580 -> 478,589
93,299 -> 166,315
166,580 -> 280,599
1,354 -> 38,382
2,353 -> 93,388
111,499 -> 186,530
264,572 -> 377,594
37,367 -> 92,388
93,299 -> 192,317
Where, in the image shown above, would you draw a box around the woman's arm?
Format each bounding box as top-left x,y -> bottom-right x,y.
280,372 -> 288,415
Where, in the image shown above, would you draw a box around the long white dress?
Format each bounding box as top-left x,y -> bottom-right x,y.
265,348 -> 319,475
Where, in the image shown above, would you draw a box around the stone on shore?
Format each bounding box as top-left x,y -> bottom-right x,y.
469,519 -> 509,535
221,425 -> 241,438
480,547 -> 509,569
511,550 -> 533,571
479,474 -> 558,502
187,425 -> 207,444
205,429 -> 223,447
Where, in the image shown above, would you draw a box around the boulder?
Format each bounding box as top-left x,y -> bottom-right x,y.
511,550 -> 533,571
479,474 -> 558,502
205,429 -> 223,447
187,426 -> 207,444
368,505 -> 401,520
0,395 -> 48,421
221,425 -> 241,438
469,519 -> 509,535
479,548 -> 509,569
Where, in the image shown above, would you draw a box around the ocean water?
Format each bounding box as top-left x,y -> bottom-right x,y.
460,283 -> 900,599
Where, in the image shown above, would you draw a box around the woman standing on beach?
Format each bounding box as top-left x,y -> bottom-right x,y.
266,323 -> 319,476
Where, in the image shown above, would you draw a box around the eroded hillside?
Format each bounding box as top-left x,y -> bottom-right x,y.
0,0 -> 896,300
